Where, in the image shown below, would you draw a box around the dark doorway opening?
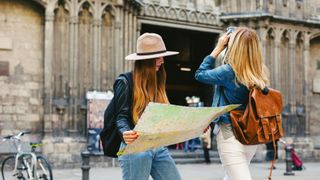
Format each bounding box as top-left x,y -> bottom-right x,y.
141,24 -> 218,106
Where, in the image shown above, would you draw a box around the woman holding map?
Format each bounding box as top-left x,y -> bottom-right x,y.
113,33 -> 181,180
195,27 -> 270,180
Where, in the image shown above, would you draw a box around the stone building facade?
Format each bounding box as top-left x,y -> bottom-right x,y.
0,0 -> 319,167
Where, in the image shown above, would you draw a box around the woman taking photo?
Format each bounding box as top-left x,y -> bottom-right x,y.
114,33 -> 181,180
195,27 -> 269,180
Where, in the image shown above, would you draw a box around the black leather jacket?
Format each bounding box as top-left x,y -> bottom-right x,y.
113,72 -> 135,141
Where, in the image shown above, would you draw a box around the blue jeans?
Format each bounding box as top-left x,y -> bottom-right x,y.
118,145 -> 181,180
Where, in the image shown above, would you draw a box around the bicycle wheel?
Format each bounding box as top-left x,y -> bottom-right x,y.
1,155 -> 28,180
36,155 -> 53,180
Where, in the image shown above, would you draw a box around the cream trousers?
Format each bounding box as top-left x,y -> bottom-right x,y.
217,130 -> 258,180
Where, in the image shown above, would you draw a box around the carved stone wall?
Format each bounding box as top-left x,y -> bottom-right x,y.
219,0 -> 319,21
0,0 -> 142,167
219,0 -> 320,138
40,0 -> 141,167
141,0 -> 220,26
258,25 -> 309,137
310,36 -> 320,140
40,0 -> 141,140
0,0 -> 44,141
1,0 -> 320,166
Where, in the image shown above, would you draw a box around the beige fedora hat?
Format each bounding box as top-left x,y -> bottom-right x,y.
125,33 -> 179,61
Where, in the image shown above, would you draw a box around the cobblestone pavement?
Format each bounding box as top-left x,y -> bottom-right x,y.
53,162 -> 320,180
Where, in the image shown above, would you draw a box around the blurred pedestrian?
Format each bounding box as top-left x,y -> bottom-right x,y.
200,126 -> 212,164
265,140 -> 278,169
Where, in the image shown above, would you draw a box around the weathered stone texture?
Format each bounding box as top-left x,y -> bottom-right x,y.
0,0 -> 320,167
310,96 -> 320,135
309,37 -> 320,136
0,0 -> 44,137
42,137 -> 87,168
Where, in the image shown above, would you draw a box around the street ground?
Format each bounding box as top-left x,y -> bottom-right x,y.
53,162 -> 320,180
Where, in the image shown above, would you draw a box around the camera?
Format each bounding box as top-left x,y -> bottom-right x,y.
226,26 -> 236,34
220,26 -> 236,63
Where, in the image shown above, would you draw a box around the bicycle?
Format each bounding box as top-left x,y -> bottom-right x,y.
1,131 -> 53,180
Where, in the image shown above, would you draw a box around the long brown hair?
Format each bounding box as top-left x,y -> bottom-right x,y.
132,59 -> 169,124
225,27 -> 269,89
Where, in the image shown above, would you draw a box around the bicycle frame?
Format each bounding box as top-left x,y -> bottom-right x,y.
13,152 -> 38,180
4,132 -> 39,180
36,161 -> 49,178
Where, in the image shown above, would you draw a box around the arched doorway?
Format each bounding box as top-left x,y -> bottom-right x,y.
141,24 -> 218,106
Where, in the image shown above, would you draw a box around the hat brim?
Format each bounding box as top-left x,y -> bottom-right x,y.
125,51 -> 179,61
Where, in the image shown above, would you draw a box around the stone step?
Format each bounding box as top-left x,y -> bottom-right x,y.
170,149 -> 219,159
169,149 -> 220,164
173,157 -> 221,164
169,149 -> 272,164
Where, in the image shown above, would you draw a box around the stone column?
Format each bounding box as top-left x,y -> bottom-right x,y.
133,11 -> 138,51
93,19 -> 102,90
110,18 -> 116,84
109,20 -> 115,86
303,0 -> 310,20
44,12 -> 55,137
274,39 -> 281,90
115,6 -> 124,75
136,17 -> 141,53
241,0 -> 246,12
232,0 -> 237,12
128,8 -> 135,71
289,40 -> 296,112
275,0 -> 281,15
259,28 -> 267,64
250,0 -> 256,11
124,5 -> 129,71
120,8 -> 125,73
303,38 -> 310,137
126,7 -> 135,71
261,38 -> 267,63
97,18 -> 102,90
69,15 -> 79,135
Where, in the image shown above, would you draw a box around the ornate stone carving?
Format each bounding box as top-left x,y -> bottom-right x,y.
157,7 -> 166,18
168,8 -> 177,19
188,11 -> 197,22
146,4 -> 157,16
178,9 -> 187,21
142,3 -> 219,25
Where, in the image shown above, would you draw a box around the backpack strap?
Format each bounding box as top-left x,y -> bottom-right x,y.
268,130 -> 277,180
224,85 -> 276,180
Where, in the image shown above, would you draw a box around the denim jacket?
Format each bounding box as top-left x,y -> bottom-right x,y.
195,55 -> 249,124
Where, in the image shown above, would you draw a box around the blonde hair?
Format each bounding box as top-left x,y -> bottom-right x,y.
225,27 -> 269,89
132,59 -> 169,124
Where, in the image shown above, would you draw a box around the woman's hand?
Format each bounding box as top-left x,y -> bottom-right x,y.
211,32 -> 231,58
123,130 -> 139,144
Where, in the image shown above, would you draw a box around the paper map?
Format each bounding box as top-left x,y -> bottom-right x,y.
120,102 -> 239,155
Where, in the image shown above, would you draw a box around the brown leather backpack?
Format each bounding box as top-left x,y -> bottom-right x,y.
229,87 -> 284,179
